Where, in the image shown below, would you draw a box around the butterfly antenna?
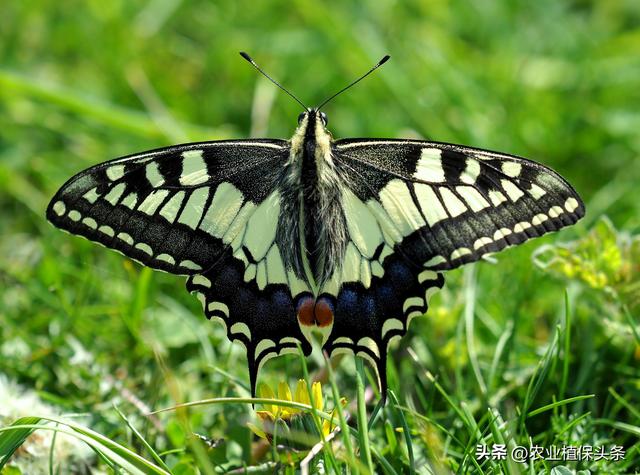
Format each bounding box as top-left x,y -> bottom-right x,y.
317,55 -> 390,110
240,52 -> 308,110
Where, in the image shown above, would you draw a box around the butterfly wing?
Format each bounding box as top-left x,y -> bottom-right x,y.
320,139 -> 584,391
47,139 -> 313,394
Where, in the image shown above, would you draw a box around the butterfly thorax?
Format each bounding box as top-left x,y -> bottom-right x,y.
277,110 -> 348,291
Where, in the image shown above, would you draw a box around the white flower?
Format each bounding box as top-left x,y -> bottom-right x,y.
0,374 -> 97,473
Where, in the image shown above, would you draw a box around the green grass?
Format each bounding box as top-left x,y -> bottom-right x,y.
1,1 -> 640,473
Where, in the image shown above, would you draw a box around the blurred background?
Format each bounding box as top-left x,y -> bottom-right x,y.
1,1 -> 639,473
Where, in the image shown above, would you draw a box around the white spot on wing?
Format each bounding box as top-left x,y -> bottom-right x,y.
342,188 -> 383,258
138,189 -> 170,215
532,214 -> 548,225
106,165 -> 125,181
451,247 -> 471,260
146,162 -> 165,186
179,150 -> 209,186
549,206 -> 563,218
360,259 -> 372,288
159,191 -> 185,223
134,243 -> 153,255
68,210 -> 81,221
514,222 -> 532,233
371,261 -> 384,277
244,192 -> 280,261
424,255 -> 446,267
180,260 -> 202,271
378,179 -> 426,236
255,339 -> 276,357
104,183 -> 126,205
418,270 -> 438,283
334,336 -> 354,345
341,242 -> 361,283
256,260 -> 267,289
357,337 -> 380,358
488,190 -> 508,206
53,201 -> 66,216
265,245 -> 287,285
156,253 -> 175,265
501,161 -> 522,178
439,187 -> 467,217
208,301 -> 229,316
403,296 -> 424,313
473,237 -> 493,250
244,264 -> 256,283
456,186 -> 490,212
82,217 -> 97,229
381,318 -> 404,338
501,180 -> 524,202
177,188 -> 209,229
565,197 -> 579,213
231,322 -> 252,340
98,225 -> 114,237
121,193 -> 138,210
192,275 -> 211,288
528,183 -> 546,200
414,184 -> 447,225
82,187 -> 100,204
493,228 -> 512,240
415,148 -> 445,182
199,183 -> 244,238
461,158 -> 480,184
117,232 -> 134,245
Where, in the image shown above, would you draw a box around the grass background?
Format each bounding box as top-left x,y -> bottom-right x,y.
1,0 -> 639,473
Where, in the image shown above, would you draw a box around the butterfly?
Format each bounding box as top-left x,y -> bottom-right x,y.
46,53 -> 585,396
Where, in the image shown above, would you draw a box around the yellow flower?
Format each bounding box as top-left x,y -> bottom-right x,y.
248,379 -> 345,449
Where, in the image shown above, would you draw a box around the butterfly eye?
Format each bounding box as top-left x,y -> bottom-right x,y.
320,112 -> 328,126
297,112 -> 306,124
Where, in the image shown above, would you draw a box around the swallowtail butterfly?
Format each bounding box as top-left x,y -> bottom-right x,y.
47,53 -> 585,396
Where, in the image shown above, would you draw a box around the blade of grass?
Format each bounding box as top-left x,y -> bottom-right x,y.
0,423 -> 171,474
559,291 -> 572,400
608,387 -> 640,421
114,405 -> 171,472
297,345 -> 339,473
387,390 -> 415,475
464,266 -> 487,398
356,358 -> 374,472
518,325 -> 561,431
526,394 -> 594,418
0,416 -> 41,468
323,351 -> 359,472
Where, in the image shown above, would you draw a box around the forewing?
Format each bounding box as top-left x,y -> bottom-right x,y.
47,139 -> 313,394
335,139 -> 585,270
47,140 -> 288,274
319,138 -> 584,391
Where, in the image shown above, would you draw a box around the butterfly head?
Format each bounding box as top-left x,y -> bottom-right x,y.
297,109 -> 328,127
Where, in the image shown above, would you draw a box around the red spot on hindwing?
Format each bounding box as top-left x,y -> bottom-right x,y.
314,298 -> 334,327
296,296 -> 315,326
296,296 -> 335,328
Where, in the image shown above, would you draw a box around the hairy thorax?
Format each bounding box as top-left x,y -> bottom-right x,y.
276,113 -> 348,291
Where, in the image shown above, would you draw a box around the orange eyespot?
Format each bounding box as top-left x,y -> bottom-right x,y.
315,299 -> 334,327
296,297 -> 315,327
